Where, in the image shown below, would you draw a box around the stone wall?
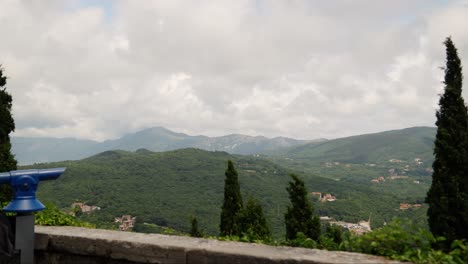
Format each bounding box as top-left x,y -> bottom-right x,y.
34,226 -> 401,264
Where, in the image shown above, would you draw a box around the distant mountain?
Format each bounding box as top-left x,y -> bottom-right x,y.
11,137 -> 99,165
280,126 -> 436,164
12,126 -> 437,165
11,127 -> 312,164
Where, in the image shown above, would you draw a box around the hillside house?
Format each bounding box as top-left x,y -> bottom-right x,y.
320,215 -> 371,235
71,202 -> 101,214
115,215 -> 137,231
329,219 -> 372,235
319,216 -> 333,221
399,203 -> 422,210
310,192 -> 322,200
320,193 -> 336,202
390,175 -> 408,180
371,176 -> 385,183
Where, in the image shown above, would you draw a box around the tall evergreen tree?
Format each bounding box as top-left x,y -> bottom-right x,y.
0,65 -> 17,204
284,174 -> 320,240
220,160 -> 243,236
426,37 -> 468,244
190,216 -> 203,237
239,197 -> 271,240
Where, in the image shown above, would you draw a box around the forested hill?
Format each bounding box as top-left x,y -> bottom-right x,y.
271,126 -> 436,164
12,127 -> 312,164
31,148 -> 309,236
29,148 -> 429,237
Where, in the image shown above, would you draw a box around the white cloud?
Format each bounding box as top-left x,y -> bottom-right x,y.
1,0 -> 468,141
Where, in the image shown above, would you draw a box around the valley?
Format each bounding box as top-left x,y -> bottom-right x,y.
16,126 -> 435,238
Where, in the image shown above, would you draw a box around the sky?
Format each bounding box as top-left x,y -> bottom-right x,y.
1,0 -> 468,141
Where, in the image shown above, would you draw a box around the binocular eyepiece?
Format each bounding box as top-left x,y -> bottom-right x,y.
0,168 -> 66,213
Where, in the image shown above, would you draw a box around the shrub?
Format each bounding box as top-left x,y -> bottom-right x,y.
35,203 -> 94,228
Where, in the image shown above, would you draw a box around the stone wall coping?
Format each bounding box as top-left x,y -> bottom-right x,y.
35,226 -> 403,263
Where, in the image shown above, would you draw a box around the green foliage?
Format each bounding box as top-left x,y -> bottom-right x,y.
341,219 -> 468,264
73,205 -> 83,217
31,149 -> 294,237
280,218 -> 468,263
30,147 -> 430,238
426,37 -> 468,245
0,65 -> 17,204
287,232 -> 318,248
220,160 -> 243,236
35,203 -> 94,227
284,174 -> 320,240
239,197 -> 271,241
344,219 -> 436,257
324,223 -> 343,245
190,216 -> 203,237
133,222 -> 185,235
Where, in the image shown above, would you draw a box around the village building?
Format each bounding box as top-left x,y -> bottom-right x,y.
71,202 -> 101,214
390,175 -> 408,180
329,219 -> 372,235
115,215 -> 137,231
399,203 -> 423,210
371,176 -> 385,183
320,193 -> 336,202
319,216 -> 371,235
319,216 -> 333,221
310,192 -> 322,200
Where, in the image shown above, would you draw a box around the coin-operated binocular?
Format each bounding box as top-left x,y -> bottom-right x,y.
0,168 -> 66,213
0,167 -> 66,264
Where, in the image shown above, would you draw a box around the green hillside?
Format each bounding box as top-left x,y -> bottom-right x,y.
284,127 -> 435,163
27,148 -> 430,238
267,127 -> 436,181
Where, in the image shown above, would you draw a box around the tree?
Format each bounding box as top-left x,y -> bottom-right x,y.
285,174 -> 320,240
0,65 -> 17,204
426,37 -> 468,245
220,160 -> 243,236
190,216 -> 203,237
239,197 -> 271,240
324,223 -> 343,244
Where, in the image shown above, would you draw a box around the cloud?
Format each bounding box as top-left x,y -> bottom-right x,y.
1,0 -> 468,141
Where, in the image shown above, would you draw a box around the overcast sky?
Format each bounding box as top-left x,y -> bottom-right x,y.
1,0 -> 468,141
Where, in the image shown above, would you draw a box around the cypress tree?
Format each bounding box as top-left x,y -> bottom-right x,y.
0,65 -> 17,204
284,174 -> 320,240
190,216 -> 203,237
220,160 -> 243,236
239,197 -> 271,240
426,37 -> 468,244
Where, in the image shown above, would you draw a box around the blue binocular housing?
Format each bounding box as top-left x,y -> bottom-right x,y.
0,167 -> 66,213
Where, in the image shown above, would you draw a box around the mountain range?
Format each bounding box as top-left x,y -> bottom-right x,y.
12,126 -> 436,166
12,127 -> 314,165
